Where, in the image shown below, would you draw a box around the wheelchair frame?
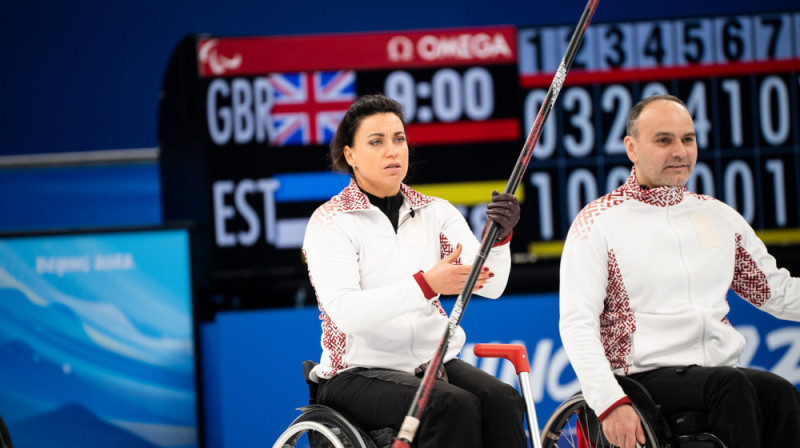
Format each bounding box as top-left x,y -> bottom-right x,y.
0,412 -> 10,448
271,343 -> 542,448
540,375 -> 729,448
272,344 -> 728,448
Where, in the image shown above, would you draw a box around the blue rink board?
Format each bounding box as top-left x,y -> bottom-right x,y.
201,291 -> 800,448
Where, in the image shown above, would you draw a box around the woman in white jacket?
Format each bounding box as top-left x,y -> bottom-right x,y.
302,94 -> 526,448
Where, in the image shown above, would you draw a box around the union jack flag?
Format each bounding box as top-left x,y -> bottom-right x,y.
267,70 -> 356,146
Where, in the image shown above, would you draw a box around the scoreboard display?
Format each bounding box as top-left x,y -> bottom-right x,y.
518,12 -> 800,249
159,9 -> 800,311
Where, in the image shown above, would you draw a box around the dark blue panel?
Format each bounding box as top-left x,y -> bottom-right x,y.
0,0 -> 797,155
0,163 -> 161,232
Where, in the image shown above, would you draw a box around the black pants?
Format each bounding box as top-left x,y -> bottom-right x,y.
316,358 -> 526,448
630,366 -> 800,448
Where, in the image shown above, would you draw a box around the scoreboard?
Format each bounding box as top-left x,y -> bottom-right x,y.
518,12 -> 800,250
159,9 -> 800,312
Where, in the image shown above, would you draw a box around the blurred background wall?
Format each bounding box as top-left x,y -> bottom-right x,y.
1,1 -> 800,447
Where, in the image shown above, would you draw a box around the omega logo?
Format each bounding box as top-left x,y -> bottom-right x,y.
386,32 -> 512,64
387,36 -> 414,62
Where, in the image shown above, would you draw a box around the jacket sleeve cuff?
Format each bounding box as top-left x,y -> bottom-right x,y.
598,396 -> 632,421
413,270 -> 437,300
493,229 -> 512,247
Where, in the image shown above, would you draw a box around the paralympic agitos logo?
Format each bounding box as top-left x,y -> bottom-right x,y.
387,32 -> 513,63
199,39 -> 243,75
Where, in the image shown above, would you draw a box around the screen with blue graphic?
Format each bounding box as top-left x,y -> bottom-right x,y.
0,228 -> 197,448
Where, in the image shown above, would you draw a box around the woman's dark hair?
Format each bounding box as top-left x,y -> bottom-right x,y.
330,94 -> 405,176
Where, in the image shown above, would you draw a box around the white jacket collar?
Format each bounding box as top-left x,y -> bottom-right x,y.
622,167 -> 685,207
336,179 -> 436,212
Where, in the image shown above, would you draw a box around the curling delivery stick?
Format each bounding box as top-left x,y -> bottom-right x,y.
391,1 -> 600,447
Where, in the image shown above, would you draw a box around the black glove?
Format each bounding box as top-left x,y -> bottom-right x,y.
485,190 -> 520,241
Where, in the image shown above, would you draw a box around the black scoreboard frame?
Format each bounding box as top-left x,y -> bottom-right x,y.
159,10 -> 800,315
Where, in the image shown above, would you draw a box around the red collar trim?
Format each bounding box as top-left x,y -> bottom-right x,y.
336,179 -> 436,211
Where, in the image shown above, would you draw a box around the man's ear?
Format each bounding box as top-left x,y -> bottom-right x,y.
624,136 -> 637,165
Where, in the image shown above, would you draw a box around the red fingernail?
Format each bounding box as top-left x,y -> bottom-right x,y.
489,273 -> 494,277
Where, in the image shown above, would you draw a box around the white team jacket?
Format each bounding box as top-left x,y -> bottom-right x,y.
559,170 -> 800,417
303,180 -> 511,381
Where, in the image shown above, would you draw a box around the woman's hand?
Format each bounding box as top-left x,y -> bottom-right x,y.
486,190 -> 520,241
422,244 -> 493,295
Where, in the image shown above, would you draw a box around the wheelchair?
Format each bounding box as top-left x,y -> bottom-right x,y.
272,345 -> 729,448
272,343 -> 542,448
540,374 -> 729,448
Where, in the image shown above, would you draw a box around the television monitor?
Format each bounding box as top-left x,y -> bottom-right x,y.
0,228 -> 198,448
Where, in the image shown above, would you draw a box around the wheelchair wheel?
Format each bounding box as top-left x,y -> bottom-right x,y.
272,404 -> 378,448
540,393 -> 662,448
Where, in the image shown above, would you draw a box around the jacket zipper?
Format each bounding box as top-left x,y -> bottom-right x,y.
668,187 -> 707,363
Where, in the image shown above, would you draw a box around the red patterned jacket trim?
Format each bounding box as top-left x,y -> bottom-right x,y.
730,233 -> 771,307
601,249 -> 635,374
620,168 -> 685,207
336,179 -> 436,212
567,169 -> 692,242
302,248 -> 348,377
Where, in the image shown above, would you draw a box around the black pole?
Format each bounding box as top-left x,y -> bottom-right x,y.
392,1 -> 600,446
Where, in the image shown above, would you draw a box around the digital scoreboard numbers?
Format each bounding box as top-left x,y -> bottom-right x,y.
520,13 -> 799,74
357,65 -> 520,147
518,11 -> 800,249
353,32 -> 526,243
352,27 -> 524,192
160,11 -> 800,309
187,26 -> 525,287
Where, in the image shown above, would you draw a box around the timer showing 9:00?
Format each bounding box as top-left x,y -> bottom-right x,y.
380,67 -> 503,123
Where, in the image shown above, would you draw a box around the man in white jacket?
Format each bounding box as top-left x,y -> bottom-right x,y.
559,94 -> 800,448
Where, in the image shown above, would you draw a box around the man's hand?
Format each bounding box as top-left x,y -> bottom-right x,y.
602,404 -> 646,448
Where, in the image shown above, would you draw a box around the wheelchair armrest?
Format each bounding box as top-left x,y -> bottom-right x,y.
303,360 -> 319,405
615,375 -> 671,441
615,375 -> 657,406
